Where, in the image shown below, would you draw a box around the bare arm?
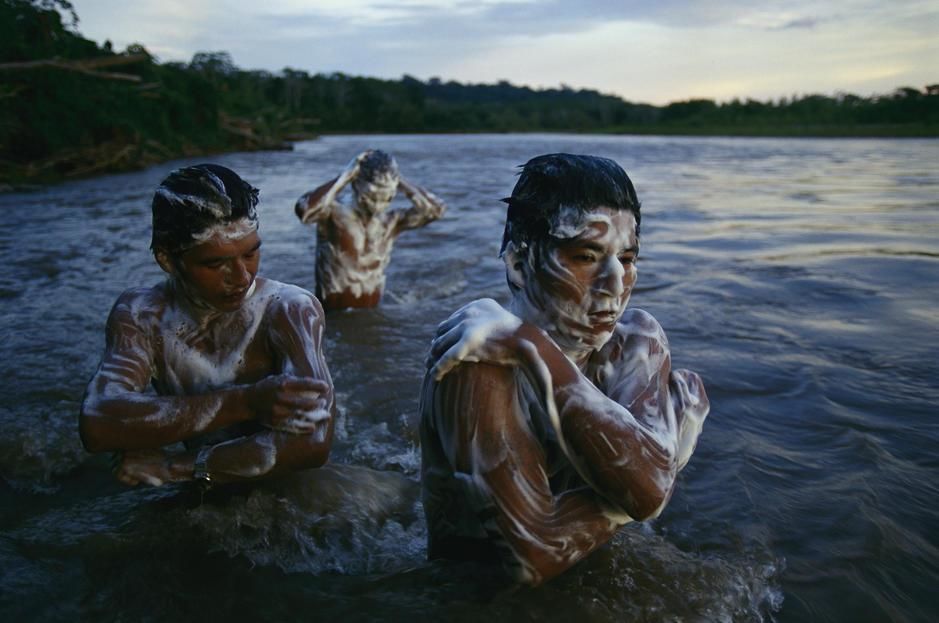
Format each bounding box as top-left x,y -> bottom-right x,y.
429,299 -> 709,522
87,289 -> 335,486
120,290 -> 336,486
295,154 -> 364,224
423,363 -> 622,586
392,177 -> 446,233
156,290 -> 336,483
79,292 -> 269,453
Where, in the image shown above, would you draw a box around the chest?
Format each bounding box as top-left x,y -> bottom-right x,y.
322,209 -> 397,257
153,308 -> 272,395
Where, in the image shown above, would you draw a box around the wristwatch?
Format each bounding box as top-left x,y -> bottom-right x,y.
193,446 -> 213,487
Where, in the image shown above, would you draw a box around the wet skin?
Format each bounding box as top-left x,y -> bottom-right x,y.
421,206 -> 709,586
295,151 -> 446,311
167,230 -> 261,313
80,225 -> 336,487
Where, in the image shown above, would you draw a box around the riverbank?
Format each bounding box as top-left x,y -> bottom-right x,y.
6,124 -> 939,192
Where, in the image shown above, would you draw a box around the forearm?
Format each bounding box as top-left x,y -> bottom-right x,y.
79,385 -> 255,453
296,177 -> 342,222
397,178 -> 445,228
513,324 -> 681,518
179,421 -> 333,485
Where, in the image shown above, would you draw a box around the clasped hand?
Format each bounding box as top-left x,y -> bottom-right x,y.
251,374 -> 331,433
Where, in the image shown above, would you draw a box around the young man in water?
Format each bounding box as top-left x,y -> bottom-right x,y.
80,164 -> 335,488
294,149 -> 446,311
420,154 -> 710,585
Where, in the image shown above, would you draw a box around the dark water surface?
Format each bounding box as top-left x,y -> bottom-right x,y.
1,134 -> 937,622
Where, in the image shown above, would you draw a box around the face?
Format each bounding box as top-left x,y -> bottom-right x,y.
353,178 -> 397,212
516,206 -> 638,357
166,227 -> 262,312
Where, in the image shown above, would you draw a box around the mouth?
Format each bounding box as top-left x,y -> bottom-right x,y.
221,289 -> 249,304
587,310 -> 619,329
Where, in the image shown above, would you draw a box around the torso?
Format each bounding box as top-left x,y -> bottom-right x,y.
420,310 -> 672,551
122,277 -> 311,395
315,203 -> 401,308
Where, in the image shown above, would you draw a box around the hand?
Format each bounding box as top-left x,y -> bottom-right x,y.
250,374 -> 332,433
112,449 -> 178,487
337,150 -> 370,186
428,298 -> 523,381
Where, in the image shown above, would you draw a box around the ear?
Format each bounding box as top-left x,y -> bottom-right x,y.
502,245 -> 527,291
154,248 -> 177,276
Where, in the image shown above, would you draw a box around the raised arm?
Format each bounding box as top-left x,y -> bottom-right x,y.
429,300 -> 708,522
295,155 -> 363,224
422,363 -> 624,586
392,177 -> 446,233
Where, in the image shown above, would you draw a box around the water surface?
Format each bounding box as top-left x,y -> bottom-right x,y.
1,134 -> 937,622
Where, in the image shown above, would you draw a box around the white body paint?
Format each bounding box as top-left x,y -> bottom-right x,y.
421,206 -> 708,582
295,160 -> 446,303
315,206 -> 399,298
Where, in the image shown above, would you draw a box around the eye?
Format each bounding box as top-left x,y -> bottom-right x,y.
573,252 -> 598,263
203,260 -> 225,269
619,254 -> 636,265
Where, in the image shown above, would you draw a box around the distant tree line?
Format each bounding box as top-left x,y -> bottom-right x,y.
1,0 -> 937,185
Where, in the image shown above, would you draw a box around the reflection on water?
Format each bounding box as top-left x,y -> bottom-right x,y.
1,134 -> 938,622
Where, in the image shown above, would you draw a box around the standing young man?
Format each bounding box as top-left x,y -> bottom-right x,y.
294,149 -> 446,311
420,154 -> 709,585
80,164 -> 335,487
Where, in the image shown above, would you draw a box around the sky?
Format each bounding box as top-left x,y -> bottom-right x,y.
70,0 -> 938,105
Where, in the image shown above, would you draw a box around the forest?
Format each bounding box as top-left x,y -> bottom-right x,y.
2,0 -> 937,186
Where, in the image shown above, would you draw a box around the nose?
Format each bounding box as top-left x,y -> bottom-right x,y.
594,256 -> 625,298
229,259 -> 252,288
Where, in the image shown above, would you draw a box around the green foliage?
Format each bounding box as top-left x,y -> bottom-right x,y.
0,0 -> 937,185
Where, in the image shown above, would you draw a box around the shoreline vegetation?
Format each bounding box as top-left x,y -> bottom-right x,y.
2,1 -> 938,190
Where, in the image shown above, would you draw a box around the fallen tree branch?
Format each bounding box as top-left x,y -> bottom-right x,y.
0,55 -> 147,82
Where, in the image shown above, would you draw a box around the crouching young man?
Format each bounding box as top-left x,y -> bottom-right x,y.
80,164 -> 335,488
420,154 -> 709,585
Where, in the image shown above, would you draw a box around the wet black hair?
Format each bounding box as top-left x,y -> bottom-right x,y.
358,150 -> 399,183
150,163 -> 259,253
500,153 -> 641,256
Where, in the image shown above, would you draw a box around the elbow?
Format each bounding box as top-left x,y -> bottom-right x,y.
295,195 -> 314,222
623,479 -> 673,521
78,403 -> 107,453
602,471 -> 674,522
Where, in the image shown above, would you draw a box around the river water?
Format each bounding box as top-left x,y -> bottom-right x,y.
1,134 -> 937,622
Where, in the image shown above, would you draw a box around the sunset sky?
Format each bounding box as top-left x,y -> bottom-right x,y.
71,0 -> 938,105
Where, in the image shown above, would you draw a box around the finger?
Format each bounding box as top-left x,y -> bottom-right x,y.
116,471 -> 139,486
280,376 -> 330,393
136,473 -> 164,487
435,312 -> 466,336
430,325 -> 465,360
433,343 -> 480,382
273,392 -> 322,412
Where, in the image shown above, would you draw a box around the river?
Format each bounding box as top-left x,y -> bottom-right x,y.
1,134 -> 937,622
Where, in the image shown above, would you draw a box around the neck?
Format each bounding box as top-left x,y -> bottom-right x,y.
508,294 -> 595,368
168,278 -> 228,327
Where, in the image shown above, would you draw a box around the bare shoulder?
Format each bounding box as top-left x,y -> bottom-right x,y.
614,308 -> 668,345
593,308 -> 670,370
258,278 -> 325,324
108,284 -> 169,326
